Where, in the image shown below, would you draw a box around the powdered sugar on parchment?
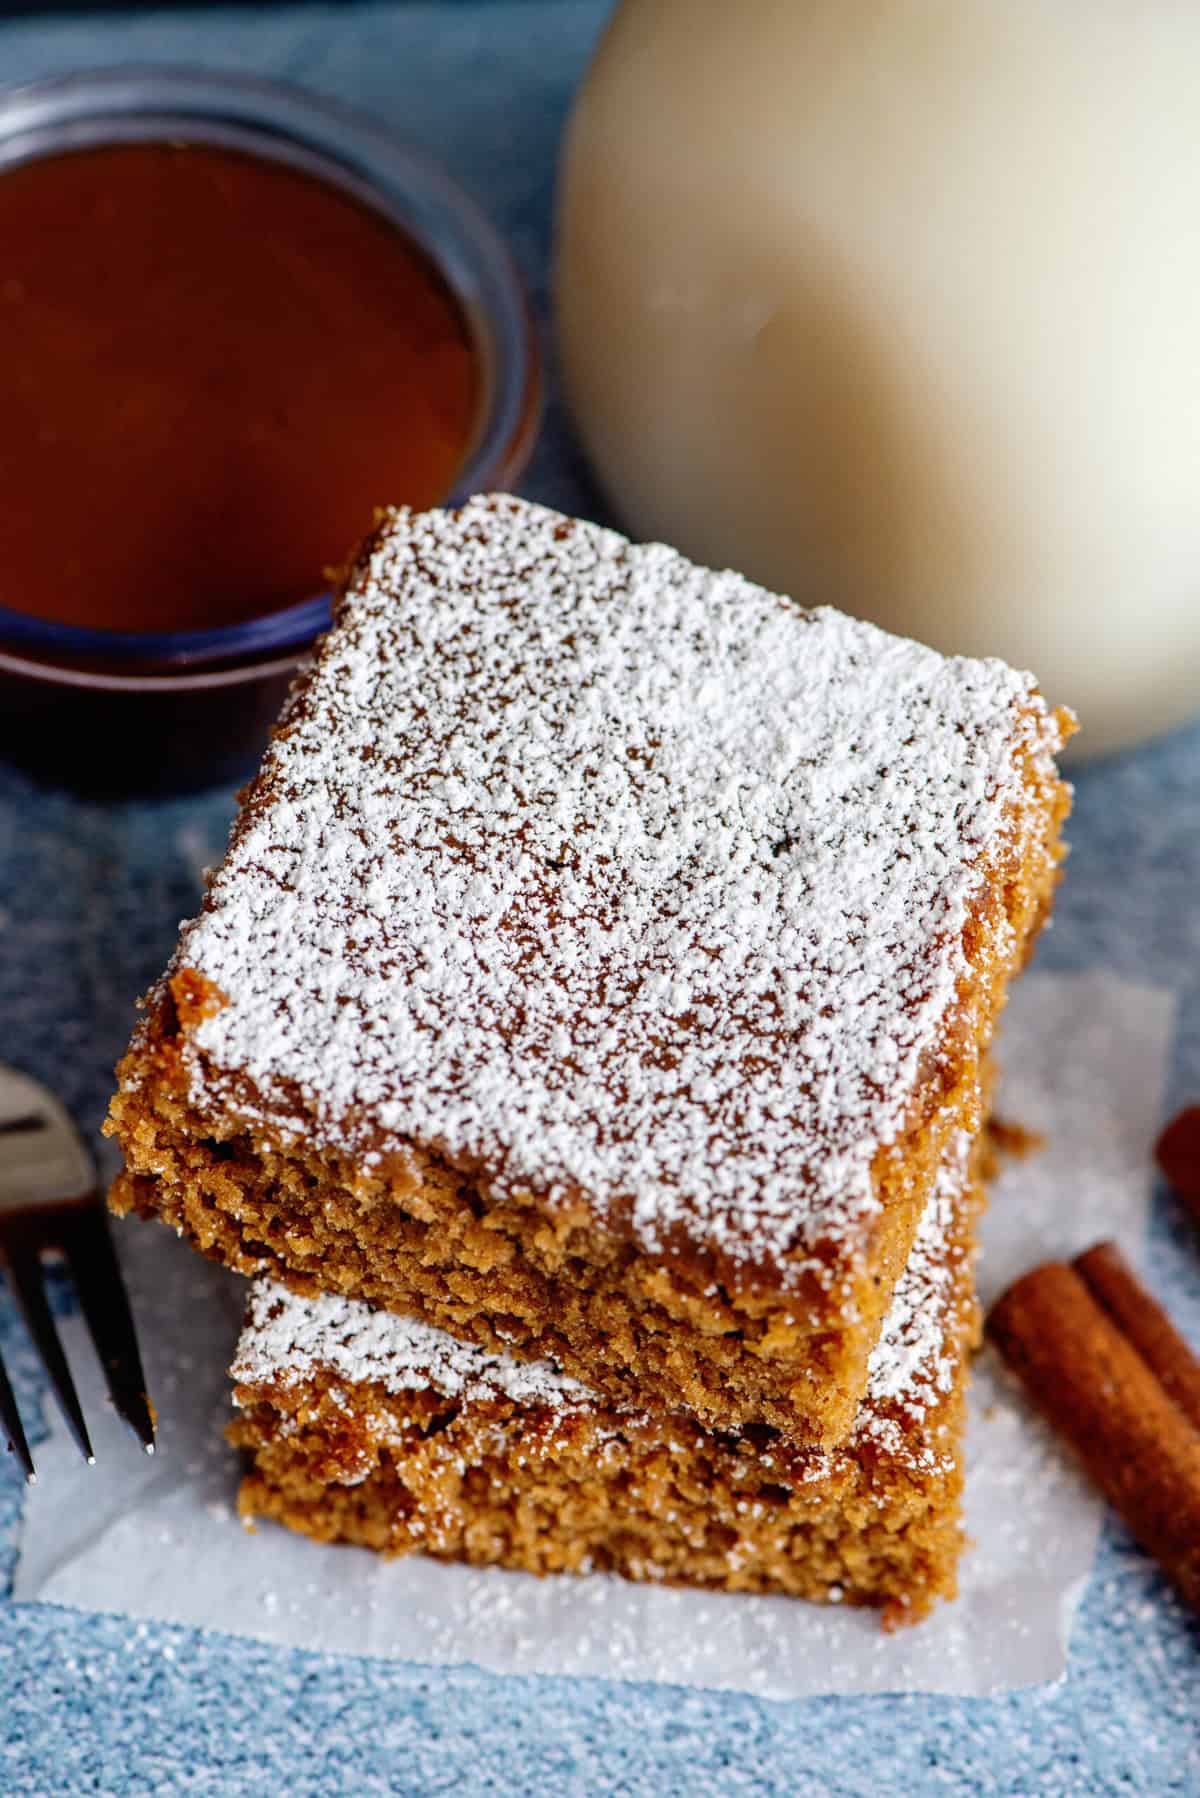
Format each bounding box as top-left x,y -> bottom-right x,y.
170,496 -> 1064,1275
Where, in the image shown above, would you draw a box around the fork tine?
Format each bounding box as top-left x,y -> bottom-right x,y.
57,1205 -> 155,1455
1,1234 -> 94,1465
0,1345 -> 35,1482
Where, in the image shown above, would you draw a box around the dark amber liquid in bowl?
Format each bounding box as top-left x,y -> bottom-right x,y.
0,142 -> 479,633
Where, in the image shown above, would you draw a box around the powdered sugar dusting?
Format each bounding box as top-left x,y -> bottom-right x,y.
172,496 -> 1063,1272
232,1283 -> 597,1413
232,1131 -> 972,1467
861,1133 -> 968,1411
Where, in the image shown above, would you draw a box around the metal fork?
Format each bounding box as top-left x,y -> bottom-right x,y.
0,1062 -> 155,1482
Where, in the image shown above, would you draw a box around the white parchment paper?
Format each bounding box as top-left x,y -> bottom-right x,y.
13,971 -> 1173,1697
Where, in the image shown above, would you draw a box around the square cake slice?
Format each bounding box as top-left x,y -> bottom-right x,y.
230,1133 -> 984,1626
108,495 -> 1071,1440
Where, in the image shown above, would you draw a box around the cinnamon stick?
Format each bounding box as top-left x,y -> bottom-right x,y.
987,1261 -> 1200,1613
1156,1105 -> 1200,1226
1073,1242 -> 1200,1435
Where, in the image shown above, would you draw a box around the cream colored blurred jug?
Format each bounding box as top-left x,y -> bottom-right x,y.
557,0 -> 1200,755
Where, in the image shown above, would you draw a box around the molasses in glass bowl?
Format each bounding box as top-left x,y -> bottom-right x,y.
0,67 -> 539,795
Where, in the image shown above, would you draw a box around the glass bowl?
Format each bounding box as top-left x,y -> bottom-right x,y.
0,67 -> 540,796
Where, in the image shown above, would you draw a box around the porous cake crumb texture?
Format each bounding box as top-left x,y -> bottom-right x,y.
230,1137 -> 982,1624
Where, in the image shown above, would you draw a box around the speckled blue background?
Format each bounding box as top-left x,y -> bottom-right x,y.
0,5 -> 1198,1793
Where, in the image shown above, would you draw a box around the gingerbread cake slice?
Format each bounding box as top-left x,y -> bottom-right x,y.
230,1133 -> 984,1626
107,494 -> 1071,1440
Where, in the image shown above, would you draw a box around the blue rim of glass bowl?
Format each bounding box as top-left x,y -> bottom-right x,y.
0,66 -> 540,670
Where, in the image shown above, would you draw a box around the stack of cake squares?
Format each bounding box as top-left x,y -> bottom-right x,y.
107,496 -> 1072,1624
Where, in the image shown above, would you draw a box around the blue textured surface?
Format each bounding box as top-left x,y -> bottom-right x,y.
1,6 -> 1198,1793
